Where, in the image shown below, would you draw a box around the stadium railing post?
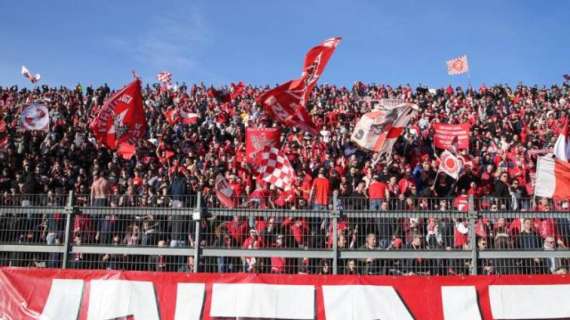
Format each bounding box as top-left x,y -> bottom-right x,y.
193,192 -> 202,273
61,190 -> 75,269
332,192 -> 339,275
468,195 -> 478,275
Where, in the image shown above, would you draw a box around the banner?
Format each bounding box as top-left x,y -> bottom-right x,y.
245,127 -> 281,163
90,78 -> 147,150
433,123 -> 470,150
20,103 -> 49,131
2,268 -> 570,320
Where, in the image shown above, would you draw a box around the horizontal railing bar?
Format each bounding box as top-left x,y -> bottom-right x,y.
339,250 -> 472,259
202,248 -> 335,259
0,208 -> 67,214
0,244 -> 66,253
480,212 -> 570,219
77,207 -> 199,216
72,246 -> 194,256
479,250 -> 570,259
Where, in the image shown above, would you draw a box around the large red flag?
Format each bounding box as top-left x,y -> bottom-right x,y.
90,79 -> 146,150
245,127 -> 280,163
290,37 -> 342,106
257,37 -> 341,135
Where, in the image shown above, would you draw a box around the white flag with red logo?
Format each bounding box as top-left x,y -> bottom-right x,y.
351,102 -> 417,154
90,78 -> 147,150
215,174 -> 236,208
255,146 -> 296,191
21,66 -> 40,84
20,103 -> 49,131
439,150 -> 463,180
535,120 -> 570,198
447,55 -> 469,75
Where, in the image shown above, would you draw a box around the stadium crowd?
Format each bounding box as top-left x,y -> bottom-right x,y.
0,79 -> 569,274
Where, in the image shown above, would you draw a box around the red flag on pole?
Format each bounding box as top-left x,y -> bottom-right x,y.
290,37 -> 342,106
257,37 -> 341,135
90,78 -> 147,150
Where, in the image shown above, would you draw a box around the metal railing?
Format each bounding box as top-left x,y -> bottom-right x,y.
1,193 -> 569,275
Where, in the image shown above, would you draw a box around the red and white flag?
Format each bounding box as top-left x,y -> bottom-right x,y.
439,150 -> 463,180
553,120 -> 570,162
90,78 -> 147,150
20,103 -> 49,131
351,102 -> 417,154
246,128 -> 280,163
215,174 -> 236,208
447,55 -> 469,75
255,146 -> 296,191
536,120 -> 570,198
257,37 -> 341,135
21,66 -> 40,84
163,108 -> 199,126
179,110 -> 199,125
156,71 -> 172,83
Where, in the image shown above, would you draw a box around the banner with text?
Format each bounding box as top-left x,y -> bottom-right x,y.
2,268 -> 570,320
433,122 -> 470,150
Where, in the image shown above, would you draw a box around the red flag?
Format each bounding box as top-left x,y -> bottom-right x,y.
257,81 -> 320,135
230,81 -> 245,100
257,37 -> 341,135
433,123 -> 470,150
163,108 -> 179,126
207,87 -> 229,103
117,143 -> 136,160
215,174 -> 236,208
245,128 -> 281,163
290,37 -> 342,106
90,79 -> 146,150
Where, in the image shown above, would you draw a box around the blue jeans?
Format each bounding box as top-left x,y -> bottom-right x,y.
369,199 -> 383,210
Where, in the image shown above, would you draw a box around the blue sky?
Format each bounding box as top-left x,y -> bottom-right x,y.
1,0 -> 568,89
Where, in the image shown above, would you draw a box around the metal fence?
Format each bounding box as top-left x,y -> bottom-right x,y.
1,193 -> 569,275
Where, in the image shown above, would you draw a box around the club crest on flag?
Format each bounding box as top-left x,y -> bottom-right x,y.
446,55 -> 469,75
20,103 -> 49,131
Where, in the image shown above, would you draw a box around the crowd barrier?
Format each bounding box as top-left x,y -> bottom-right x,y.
0,193 -> 569,275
